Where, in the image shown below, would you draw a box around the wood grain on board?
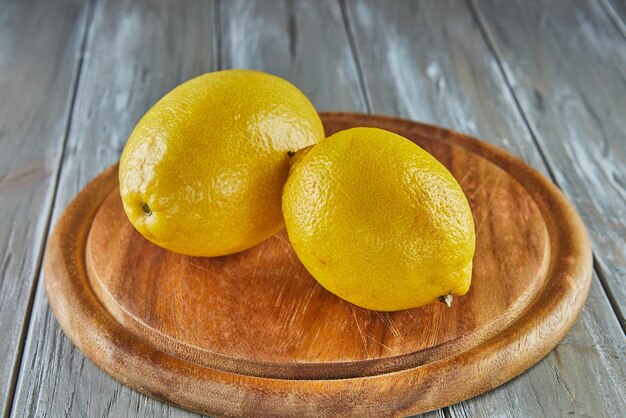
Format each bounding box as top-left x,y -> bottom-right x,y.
0,0 -> 88,414
10,0 -> 217,417
344,0 -> 626,416
85,121 -> 550,373
472,0 -> 626,328
45,114 -> 591,416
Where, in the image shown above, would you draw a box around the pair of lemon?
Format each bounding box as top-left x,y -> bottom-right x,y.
119,70 -> 475,311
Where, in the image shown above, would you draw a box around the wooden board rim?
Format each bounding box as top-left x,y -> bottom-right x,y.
44,112 -> 593,416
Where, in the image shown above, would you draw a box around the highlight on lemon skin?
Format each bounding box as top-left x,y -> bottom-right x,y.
118,69 -> 325,257
282,127 -> 476,311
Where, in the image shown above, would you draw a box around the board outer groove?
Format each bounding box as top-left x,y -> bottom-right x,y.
44,113 -> 592,417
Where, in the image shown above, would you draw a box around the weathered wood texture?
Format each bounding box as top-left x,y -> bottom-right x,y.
0,0 -> 88,414
471,0 -> 626,328
10,0 -> 216,417
344,0 -> 626,416
3,0 -> 624,416
220,0 -> 366,112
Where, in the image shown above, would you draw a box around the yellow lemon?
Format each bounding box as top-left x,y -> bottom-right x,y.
119,70 -> 324,256
282,127 -> 475,311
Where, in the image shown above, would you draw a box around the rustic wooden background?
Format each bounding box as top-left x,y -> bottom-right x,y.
1,0 -> 624,416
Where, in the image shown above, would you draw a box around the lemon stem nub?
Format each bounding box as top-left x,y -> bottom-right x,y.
439,293 -> 453,308
142,203 -> 152,216
287,150 -> 296,158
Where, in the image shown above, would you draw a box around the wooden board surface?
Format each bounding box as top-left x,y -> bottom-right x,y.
0,0 -> 89,414
3,0 -> 625,417
9,1 -> 219,417
44,113 -> 592,417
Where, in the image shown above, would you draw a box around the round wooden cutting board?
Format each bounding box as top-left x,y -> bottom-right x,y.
44,113 -> 592,417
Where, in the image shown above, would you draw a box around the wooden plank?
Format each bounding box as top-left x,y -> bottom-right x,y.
220,0 -> 367,112
0,0 -> 88,414
344,0 -> 626,416
10,0 -> 216,416
471,0 -> 626,328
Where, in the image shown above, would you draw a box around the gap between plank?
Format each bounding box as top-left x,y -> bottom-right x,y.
599,0 -> 626,39
593,257 -> 625,327
214,0 -> 222,71
465,0 -> 625,334
3,1 -> 97,417
338,0 -> 373,114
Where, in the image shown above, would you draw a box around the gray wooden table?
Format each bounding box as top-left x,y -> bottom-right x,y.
1,0 -> 625,417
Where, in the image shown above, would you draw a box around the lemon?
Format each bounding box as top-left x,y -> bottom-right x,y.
282,127 -> 475,311
119,70 -> 324,257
